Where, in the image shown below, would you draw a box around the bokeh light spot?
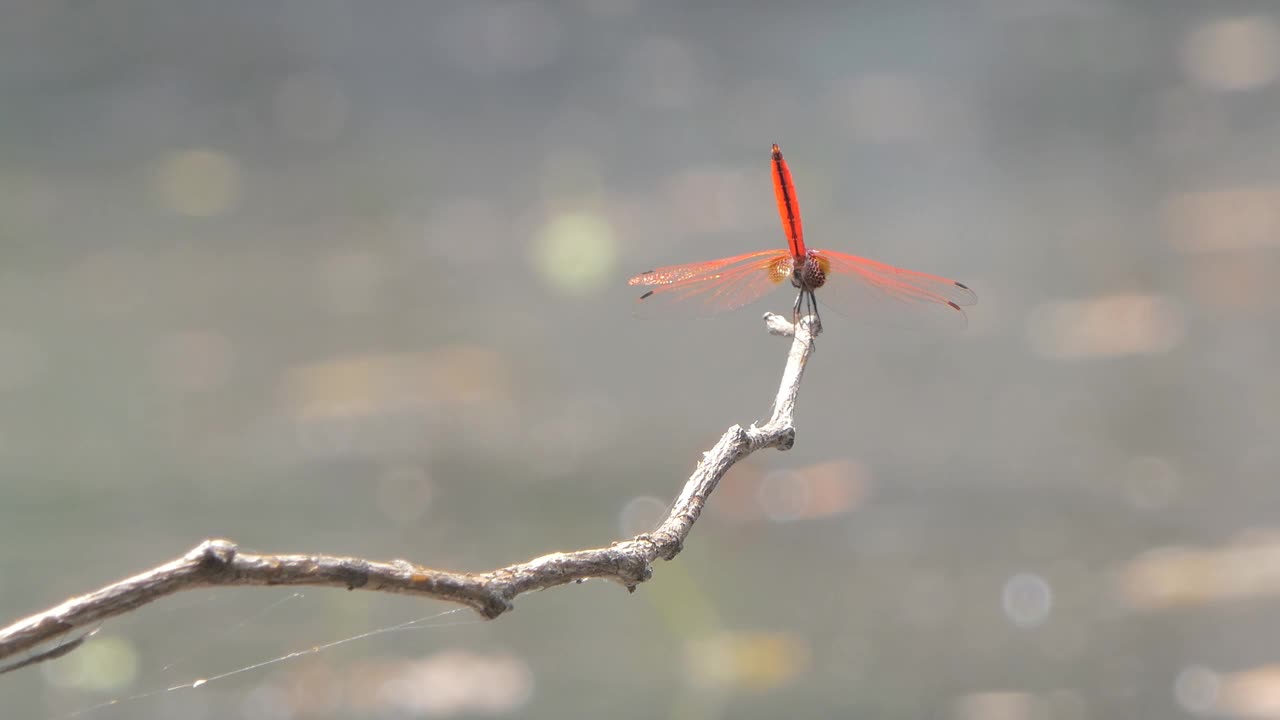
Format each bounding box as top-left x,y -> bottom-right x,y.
1175,665 -> 1220,715
684,632 -> 810,692
1026,294 -> 1185,359
1184,17 -> 1279,91
371,650 -> 534,715
1001,572 -> 1052,629
953,691 -> 1047,720
757,469 -> 809,523
1165,188 -> 1280,254
154,149 -> 241,217
618,495 -> 666,537
531,211 -> 617,296
42,635 -> 139,691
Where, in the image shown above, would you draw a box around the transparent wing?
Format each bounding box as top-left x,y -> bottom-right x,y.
628,250 -> 793,317
813,249 -> 978,330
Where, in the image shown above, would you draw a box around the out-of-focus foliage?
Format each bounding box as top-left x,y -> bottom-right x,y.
3,2 -> 1280,718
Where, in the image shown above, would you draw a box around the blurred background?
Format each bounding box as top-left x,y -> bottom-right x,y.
2,1 -> 1278,718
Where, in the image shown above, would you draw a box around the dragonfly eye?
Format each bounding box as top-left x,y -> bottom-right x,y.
800,256 -> 827,290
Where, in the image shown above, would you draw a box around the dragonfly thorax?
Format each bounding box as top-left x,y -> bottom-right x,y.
791,252 -> 828,291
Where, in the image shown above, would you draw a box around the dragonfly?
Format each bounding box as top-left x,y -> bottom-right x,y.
628,144 -> 977,331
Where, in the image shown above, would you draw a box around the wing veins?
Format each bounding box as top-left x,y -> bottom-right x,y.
632,251 -> 789,314
629,250 -> 783,288
817,250 -> 977,307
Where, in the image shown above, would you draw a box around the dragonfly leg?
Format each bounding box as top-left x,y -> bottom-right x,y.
807,290 -> 823,337
791,289 -> 822,342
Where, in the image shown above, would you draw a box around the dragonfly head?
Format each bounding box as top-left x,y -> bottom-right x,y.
793,252 -> 828,291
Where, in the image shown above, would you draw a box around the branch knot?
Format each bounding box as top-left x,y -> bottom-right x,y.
189,539 -> 238,570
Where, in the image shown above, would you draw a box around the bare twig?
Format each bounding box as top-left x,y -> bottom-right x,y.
0,313 -> 819,674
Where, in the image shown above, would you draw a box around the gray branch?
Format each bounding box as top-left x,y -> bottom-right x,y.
0,313 -> 819,675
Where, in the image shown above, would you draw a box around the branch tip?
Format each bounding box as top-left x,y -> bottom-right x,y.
778,427 -> 796,450
763,312 -> 795,336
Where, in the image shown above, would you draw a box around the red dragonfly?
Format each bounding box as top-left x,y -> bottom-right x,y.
628,144 -> 976,330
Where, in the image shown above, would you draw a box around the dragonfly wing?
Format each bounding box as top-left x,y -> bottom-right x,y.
629,250 -> 793,317
813,249 -> 977,330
